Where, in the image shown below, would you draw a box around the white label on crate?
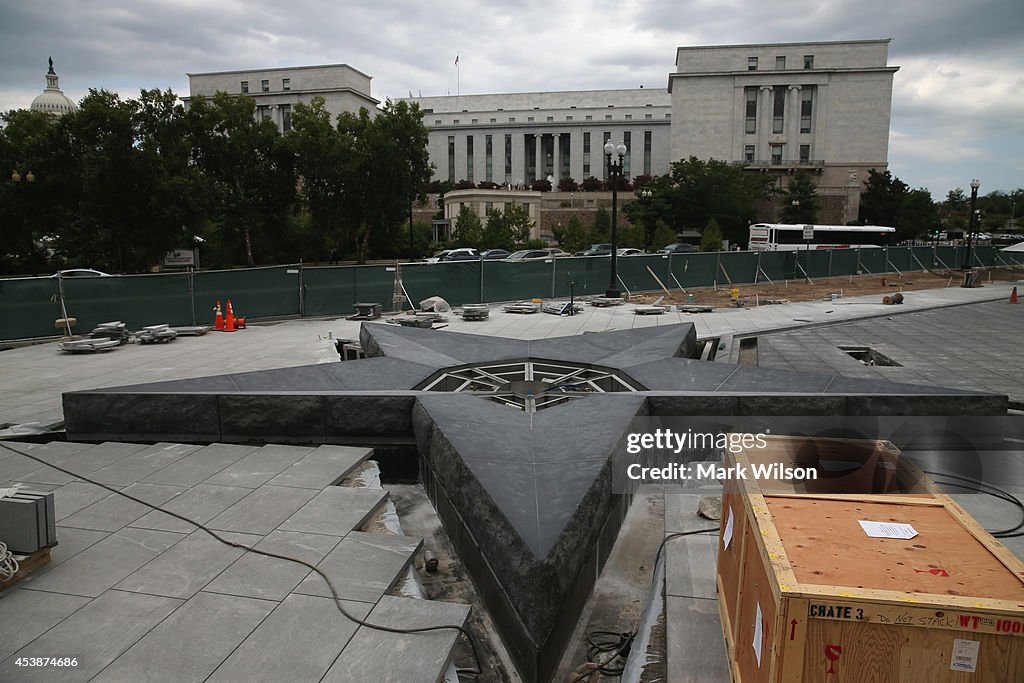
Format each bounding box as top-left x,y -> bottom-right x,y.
858,520 -> 918,539
753,602 -> 764,668
950,638 -> 979,672
723,509 -> 735,550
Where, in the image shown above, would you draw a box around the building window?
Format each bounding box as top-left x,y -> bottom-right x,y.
509,117 -> 515,122
281,104 -> 291,132
625,114 -> 632,120
773,87 -> 786,134
585,115 -> 592,121
775,56 -> 786,70
643,130 -> 652,176
605,114 -> 612,120
800,87 -> 814,133
645,113 -> 653,120
583,132 -> 591,176
748,56 -> 758,71
435,120 -> 442,125
546,116 -> 553,122
770,143 -> 783,165
504,134 -> 512,182
448,135 -> 455,182
799,144 -> 810,163
453,119 -> 460,124
603,132 -> 611,179
566,116 -> 573,121
485,202 -> 493,213
466,135 -> 474,182
485,135 -> 493,182
744,145 -> 755,162
804,55 -> 814,69
471,118 -> 478,124
256,105 -> 271,122
745,87 -> 757,134
261,79 -> 269,92
664,114 -> 671,119
490,118 -> 496,123
527,116 -> 534,122
240,80 -> 249,93
282,78 -> 290,91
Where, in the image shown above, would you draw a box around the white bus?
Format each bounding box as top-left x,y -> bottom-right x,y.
748,223 -> 896,252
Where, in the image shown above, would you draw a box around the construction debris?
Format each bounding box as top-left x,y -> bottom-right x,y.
589,296 -> 624,307
136,324 -> 178,344
170,326 -> 211,336
419,296 -> 452,314
503,301 -> 540,314
459,304 -> 490,320
348,302 -> 382,320
676,305 -> 714,313
882,292 -> 904,305
542,301 -> 582,316
634,305 -> 668,315
58,338 -> 121,353
88,321 -> 129,345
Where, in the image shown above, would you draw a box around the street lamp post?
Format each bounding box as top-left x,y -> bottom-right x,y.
11,170 -> 37,273
639,188 -> 653,251
604,140 -> 627,298
963,179 -> 980,270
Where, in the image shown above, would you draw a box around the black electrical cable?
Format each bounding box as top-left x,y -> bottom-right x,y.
923,468 -> 1024,538
0,442 -> 482,678
652,527 -> 720,586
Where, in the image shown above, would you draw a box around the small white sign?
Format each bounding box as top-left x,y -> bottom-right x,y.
163,249 -> 195,267
858,520 -> 918,539
753,602 -> 764,668
286,269 -> 299,274
803,225 -> 815,240
723,508 -> 735,550
950,638 -> 979,673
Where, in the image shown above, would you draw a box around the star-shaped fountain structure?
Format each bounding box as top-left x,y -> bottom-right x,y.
63,322 -> 1005,682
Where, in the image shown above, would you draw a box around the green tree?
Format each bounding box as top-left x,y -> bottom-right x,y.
859,169 -> 908,228
668,157 -> 772,244
701,217 -> 723,252
482,208 -> 512,249
652,220 -> 676,250
778,171 -> 819,223
555,215 -> 590,254
453,205 -> 483,247
900,188 -> 939,239
503,202 -> 534,244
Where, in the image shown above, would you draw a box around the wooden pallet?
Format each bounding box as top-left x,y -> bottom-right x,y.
0,546 -> 52,593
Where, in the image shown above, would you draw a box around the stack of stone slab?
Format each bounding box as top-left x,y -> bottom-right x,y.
459,304 -> 490,320
136,324 -> 178,344
89,321 -> 129,344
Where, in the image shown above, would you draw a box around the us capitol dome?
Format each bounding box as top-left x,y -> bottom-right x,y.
30,57 -> 77,115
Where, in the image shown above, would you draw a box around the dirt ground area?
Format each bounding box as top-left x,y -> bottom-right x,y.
632,267 -> 1023,308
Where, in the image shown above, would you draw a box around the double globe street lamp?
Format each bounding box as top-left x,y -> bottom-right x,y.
604,140 -> 627,298
962,178 -> 980,270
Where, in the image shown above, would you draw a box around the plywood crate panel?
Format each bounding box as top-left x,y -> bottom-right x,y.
716,436 -> 1024,683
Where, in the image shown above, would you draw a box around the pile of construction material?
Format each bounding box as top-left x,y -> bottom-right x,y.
503,301 -> 540,314
589,296 -> 624,307
459,304 -> 490,320
58,321 -> 128,353
89,321 -> 130,344
541,301 -> 582,316
136,324 -> 178,344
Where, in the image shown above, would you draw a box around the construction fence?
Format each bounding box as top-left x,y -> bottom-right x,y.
1,245 -> 1019,342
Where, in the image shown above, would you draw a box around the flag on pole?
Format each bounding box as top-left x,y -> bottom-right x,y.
454,54 -> 459,66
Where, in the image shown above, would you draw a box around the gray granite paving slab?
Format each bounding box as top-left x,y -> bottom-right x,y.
41,526 -> 111,571
362,321 -> 528,366
665,532 -> 719,600
203,444 -> 315,488
87,442 -> 202,486
21,527 -> 185,598
203,529 -> 341,601
278,485 -> 387,537
206,593 -> 371,683
322,356 -> 437,390
625,358 -> 740,392
322,595 -> 471,683
58,482 -> 185,532
129,483 -> 253,534
266,445 -> 372,489
91,591 -> 275,683
139,443 -> 258,486
666,596 -> 731,683
206,484 -> 318,535
114,529 -> 261,600
53,441 -> 151,474
0,589 -> 183,682
294,531 -> 421,603
0,588 -> 91,663
50,481 -> 119,521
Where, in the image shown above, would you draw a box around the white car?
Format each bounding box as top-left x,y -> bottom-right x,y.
50,269 -> 112,278
616,248 -> 645,256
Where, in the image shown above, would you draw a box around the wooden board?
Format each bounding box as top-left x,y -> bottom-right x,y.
0,547 -> 51,593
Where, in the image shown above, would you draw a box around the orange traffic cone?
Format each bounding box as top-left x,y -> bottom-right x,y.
225,299 -> 236,332
1011,287 -> 1019,304
214,301 -> 224,331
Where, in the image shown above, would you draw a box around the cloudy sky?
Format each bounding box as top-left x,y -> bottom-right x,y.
1,0 -> 1020,198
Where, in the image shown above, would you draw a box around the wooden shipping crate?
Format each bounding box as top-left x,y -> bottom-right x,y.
716,435 -> 1024,683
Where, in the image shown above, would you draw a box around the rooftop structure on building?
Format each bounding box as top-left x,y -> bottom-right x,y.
184,63 -> 380,133
30,57 -> 77,116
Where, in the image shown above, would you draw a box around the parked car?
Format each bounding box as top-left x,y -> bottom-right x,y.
50,269 -> 112,278
616,248 -> 645,257
425,250 -> 452,264
480,249 -> 512,260
505,249 -> 554,261
657,243 -> 699,254
576,243 -> 614,257
440,248 -> 481,261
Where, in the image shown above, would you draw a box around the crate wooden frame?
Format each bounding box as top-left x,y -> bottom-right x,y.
716,435 -> 1024,683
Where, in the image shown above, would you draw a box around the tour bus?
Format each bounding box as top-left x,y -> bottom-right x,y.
748,223 -> 896,251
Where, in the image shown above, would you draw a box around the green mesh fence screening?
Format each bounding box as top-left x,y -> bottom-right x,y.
669,252 -> 719,289
756,252 -> 791,281
194,266 -> 300,321
404,261 -> 481,307
59,273 -> 193,334
551,257 -> 611,298
0,276 -> 61,341
718,251 -> 760,285
483,259 -> 558,302
303,266 -> 358,317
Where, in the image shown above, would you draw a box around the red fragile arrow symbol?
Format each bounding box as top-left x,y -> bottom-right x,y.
913,568 -> 950,577
790,619 -> 797,640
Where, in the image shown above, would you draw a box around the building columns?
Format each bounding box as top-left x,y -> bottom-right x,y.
534,135 -> 543,184
788,85 -> 802,160
758,86 -> 773,160
552,133 -> 561,183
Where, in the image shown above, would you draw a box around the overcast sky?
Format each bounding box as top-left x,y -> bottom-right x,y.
1,0 -> 1020,199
